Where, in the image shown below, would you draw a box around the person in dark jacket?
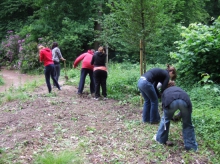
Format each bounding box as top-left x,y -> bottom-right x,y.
73,49 -> 95,95
38,45 -> 61,93
91,46 -> 108,100
137,65 -> 177,124
154,81 -> 198,151
51,42 -> 65,86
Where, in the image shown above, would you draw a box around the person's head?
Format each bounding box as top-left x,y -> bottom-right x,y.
38,45 -> 45,51
98,46 -> 105,53
167,64 -> 177,81
51,42 -> 58,49
88,49 -> 95,55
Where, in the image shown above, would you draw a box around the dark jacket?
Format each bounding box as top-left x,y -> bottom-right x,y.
162,86 -> 192,113
91,51 -> 106,67
142,68 -> 170,96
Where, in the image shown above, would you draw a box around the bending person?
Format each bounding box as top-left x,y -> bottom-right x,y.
137,65 -> 177,124
154,81 -> 198,151
73,49 -> 95,95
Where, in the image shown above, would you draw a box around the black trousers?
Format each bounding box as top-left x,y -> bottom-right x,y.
45,64 -> 60,93
93,70 -> 107,98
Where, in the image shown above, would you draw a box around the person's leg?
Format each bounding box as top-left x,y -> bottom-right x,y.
100,70 -> 108,98
53,64 -> 59,86
156,101 -> 177,144
178,100 -> 198,151
144,82 -> 160,123
137,78 -> 151,123
78,68 -> 87,94
45,65 -> 52,93
88,69 -> 95,94
50,64 -> 60,90
93,70 -> 101,98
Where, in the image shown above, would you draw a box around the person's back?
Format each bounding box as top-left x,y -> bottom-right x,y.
91,51 -> 106,67
81,53 -> 94,70
162,86 -> 192,113
39,47 -> 53,66
155,83 -> 198,151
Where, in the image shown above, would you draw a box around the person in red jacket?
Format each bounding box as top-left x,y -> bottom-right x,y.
38,45 -> 61,93
73,49 -> 95,95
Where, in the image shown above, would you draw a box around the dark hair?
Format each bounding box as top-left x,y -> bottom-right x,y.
51,42 -> 58,49
166,64 -> 177,80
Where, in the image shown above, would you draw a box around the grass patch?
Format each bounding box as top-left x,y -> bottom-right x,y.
33,150 -> 83,164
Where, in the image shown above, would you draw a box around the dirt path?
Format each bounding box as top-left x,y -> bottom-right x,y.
0,68 -> 43,92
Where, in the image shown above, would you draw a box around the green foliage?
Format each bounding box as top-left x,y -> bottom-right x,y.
189,85 -> 220,157
0,75 -> 4,86
33,150 -> 83,164
59,18 -> 94,61
170,17 -> 220,85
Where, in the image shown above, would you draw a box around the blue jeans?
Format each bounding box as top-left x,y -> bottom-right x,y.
78,68 -> 95,94
45,64 -> 60,93
137,78 -> 160,123
156,99 -> 198,151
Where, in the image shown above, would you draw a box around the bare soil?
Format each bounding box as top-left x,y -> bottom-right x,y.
0,69 -> 211,164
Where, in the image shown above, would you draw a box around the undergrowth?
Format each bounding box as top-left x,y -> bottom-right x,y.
0,62 -> 219,163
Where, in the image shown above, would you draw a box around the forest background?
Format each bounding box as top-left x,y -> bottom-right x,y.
0,0 -> 220,163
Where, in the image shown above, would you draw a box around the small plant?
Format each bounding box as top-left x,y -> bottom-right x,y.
33,150 -> 83,164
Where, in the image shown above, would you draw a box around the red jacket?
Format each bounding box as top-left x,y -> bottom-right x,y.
73,50 -> 94,70
39,48 -> 54,66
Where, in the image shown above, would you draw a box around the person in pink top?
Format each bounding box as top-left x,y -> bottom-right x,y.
38,45 -> 61,93
73,49 -> 95,95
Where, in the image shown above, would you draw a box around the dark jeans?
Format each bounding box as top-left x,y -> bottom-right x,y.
137,78 -> 160,123
45,64 -> 60,93
93,70 -> 107,98
156,99 -> 198,151
53,63 -> 60,86
78,68 -> 95,94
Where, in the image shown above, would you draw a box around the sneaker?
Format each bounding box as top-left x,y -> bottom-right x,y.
103,97 -> 108,100
94,97 -> 100,101
153,134 -> 160,144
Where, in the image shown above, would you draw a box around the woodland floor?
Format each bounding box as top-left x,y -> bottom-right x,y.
0,68 -> 211,164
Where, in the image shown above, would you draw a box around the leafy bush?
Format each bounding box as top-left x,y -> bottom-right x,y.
189,85 -> 220,157
170,17 -> 220,85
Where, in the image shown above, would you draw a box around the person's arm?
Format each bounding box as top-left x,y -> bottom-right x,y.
153,82 -> 160,98
56,48 -> 66,61
73,53 -> 86,68
161,76 -> 169,93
